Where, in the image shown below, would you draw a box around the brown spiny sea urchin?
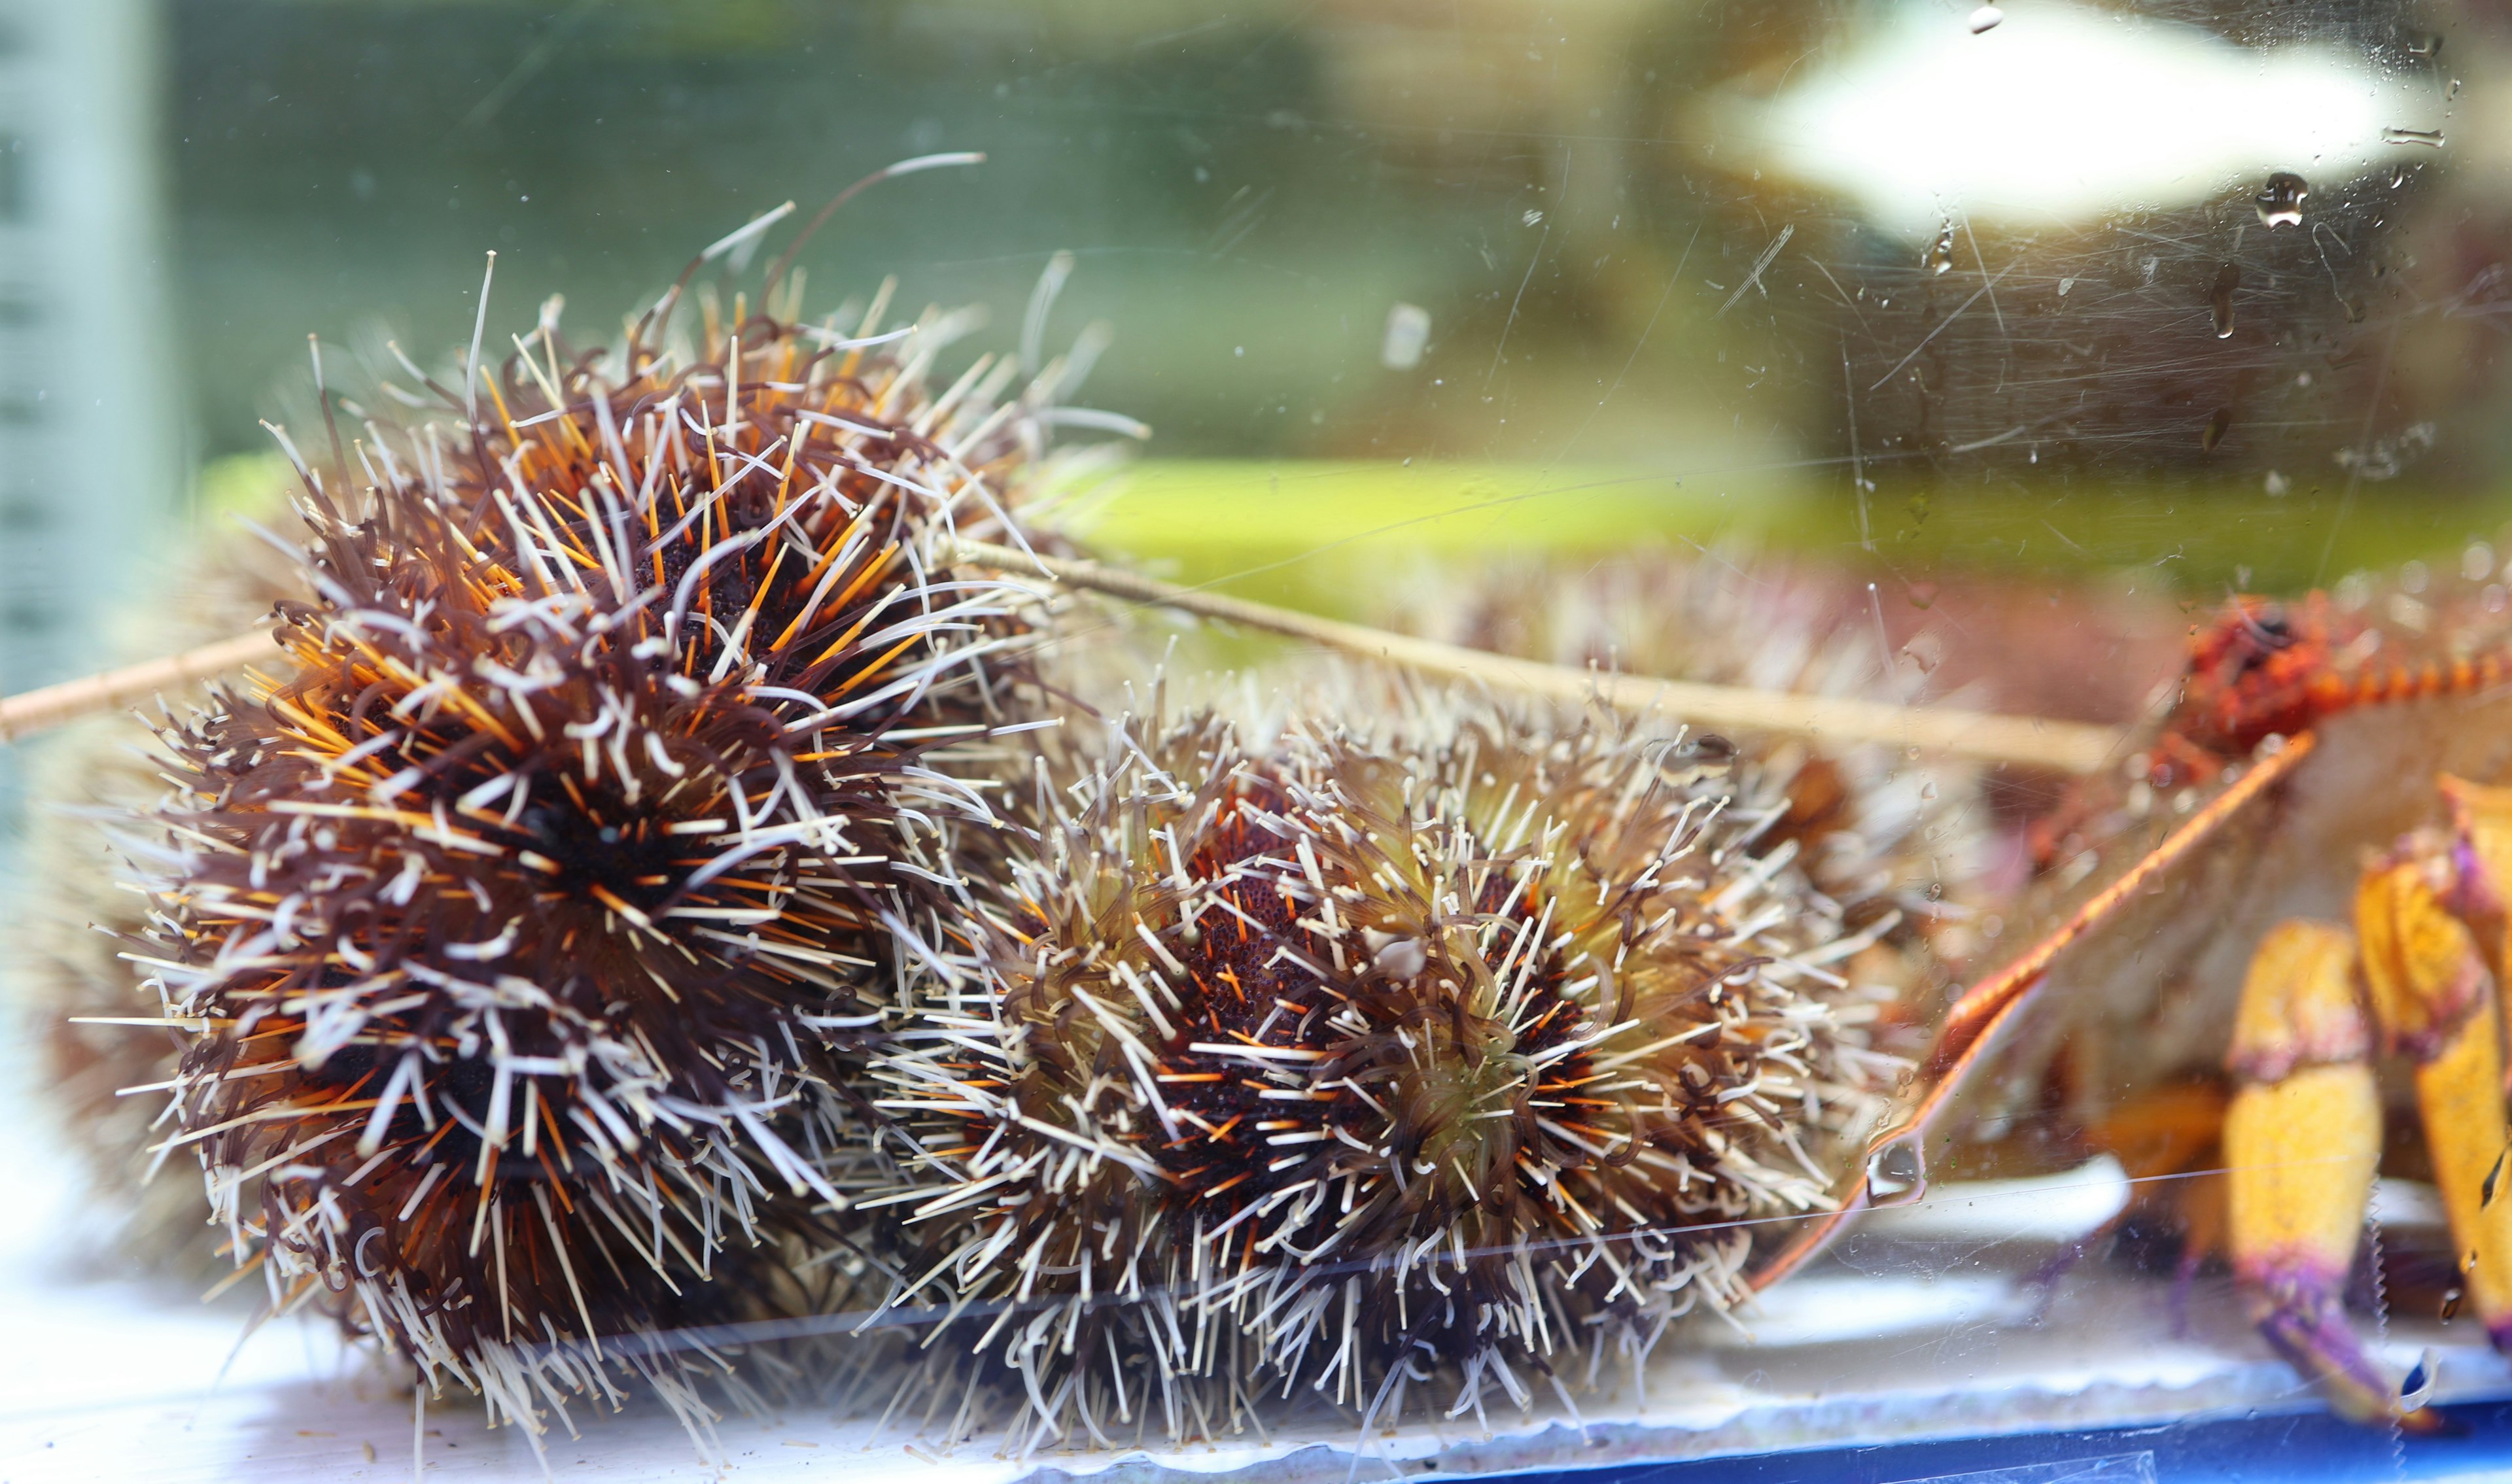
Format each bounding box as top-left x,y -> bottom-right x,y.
860,697 -> 1910,1447
122,266 -> 1071,1437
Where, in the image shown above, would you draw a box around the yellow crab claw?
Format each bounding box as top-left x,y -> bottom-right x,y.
2358,852 -> 2512,1351
2224,920 -> 2418,1425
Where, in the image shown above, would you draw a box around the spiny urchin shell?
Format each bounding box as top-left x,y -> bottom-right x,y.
860,698 -> 1902,1447
125,289 -> 1070,1437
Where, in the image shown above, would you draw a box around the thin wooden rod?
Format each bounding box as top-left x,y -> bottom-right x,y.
0,630 -> 280,744
0,546 -> 2135,772
951,540 -> 2131,772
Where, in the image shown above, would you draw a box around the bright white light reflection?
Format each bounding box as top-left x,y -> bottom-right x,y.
1737,0 -> 2428,237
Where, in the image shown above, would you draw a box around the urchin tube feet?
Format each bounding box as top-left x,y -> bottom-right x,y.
2223,922 -> 2424,1424
2356,857 -> 2512,1345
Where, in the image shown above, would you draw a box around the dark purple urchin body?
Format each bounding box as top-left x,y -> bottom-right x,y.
862,703 -> 1903,1447
127,293 -> 1054,1438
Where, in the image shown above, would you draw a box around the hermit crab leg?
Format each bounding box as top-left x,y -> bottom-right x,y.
2220,921 -> 2415,1425
1749,731 -> 2322,1294
2357,838 -> 2512,1349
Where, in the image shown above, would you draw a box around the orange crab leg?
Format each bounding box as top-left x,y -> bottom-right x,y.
2358,850 -> 2512,1347
1932,733 -> 2321,1088
2220,920 -> 2418,1424
1748,733 -> 2321,1293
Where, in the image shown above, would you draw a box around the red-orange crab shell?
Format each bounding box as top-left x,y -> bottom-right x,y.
1718,557 -> 2512,1428
2150,587 -> 2512,791
1977,559 -> 2512,1162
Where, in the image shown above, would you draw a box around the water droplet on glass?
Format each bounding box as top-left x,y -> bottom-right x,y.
1921,780 -> 1939,800
1968,4 -> 2004,33
2210,264 -> 2240,338
1906,579 -> 1938,610
2202,407 -> 2233,451
2401,1347 -> 2440,1411
2340,294 -> 2367,324
1927,224 -> 1955,275
2483,1148 -> 2505,1208
2443,1286 -> 2466,1322
1866,1136 -> 1927,1203
2383,126 -> 2446,147
2466,1248 -> 2482,1274
2254,172 -> 2307,228
1380,302 -> 1432,371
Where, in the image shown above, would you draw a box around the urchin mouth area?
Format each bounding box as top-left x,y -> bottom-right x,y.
507,793 -> 688,914
1401,1033 -> 1536,1206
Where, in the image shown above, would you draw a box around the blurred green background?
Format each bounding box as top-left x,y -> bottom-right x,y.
154,0 -> 2512,593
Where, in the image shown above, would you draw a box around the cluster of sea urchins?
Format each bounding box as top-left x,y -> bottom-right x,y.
858,699 -> 1905,1447
122,281 -> 1062,1436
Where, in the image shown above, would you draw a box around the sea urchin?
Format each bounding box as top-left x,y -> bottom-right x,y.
863,699 -> 1901,1446
124,272 -> 1058,1438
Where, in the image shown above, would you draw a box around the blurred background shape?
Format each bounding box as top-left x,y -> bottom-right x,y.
1730,0 -> 2425,237
0,0 -> 179,826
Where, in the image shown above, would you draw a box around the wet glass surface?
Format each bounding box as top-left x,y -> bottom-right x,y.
9,2 -> 2512,1479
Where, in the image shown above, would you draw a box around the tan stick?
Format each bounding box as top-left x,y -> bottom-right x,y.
0,549 -> 2132,772
0,630 -> 280,744
951,539 -> 2131,773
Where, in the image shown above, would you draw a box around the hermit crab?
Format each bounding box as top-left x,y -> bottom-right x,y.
1932,562 -> 2512,1431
